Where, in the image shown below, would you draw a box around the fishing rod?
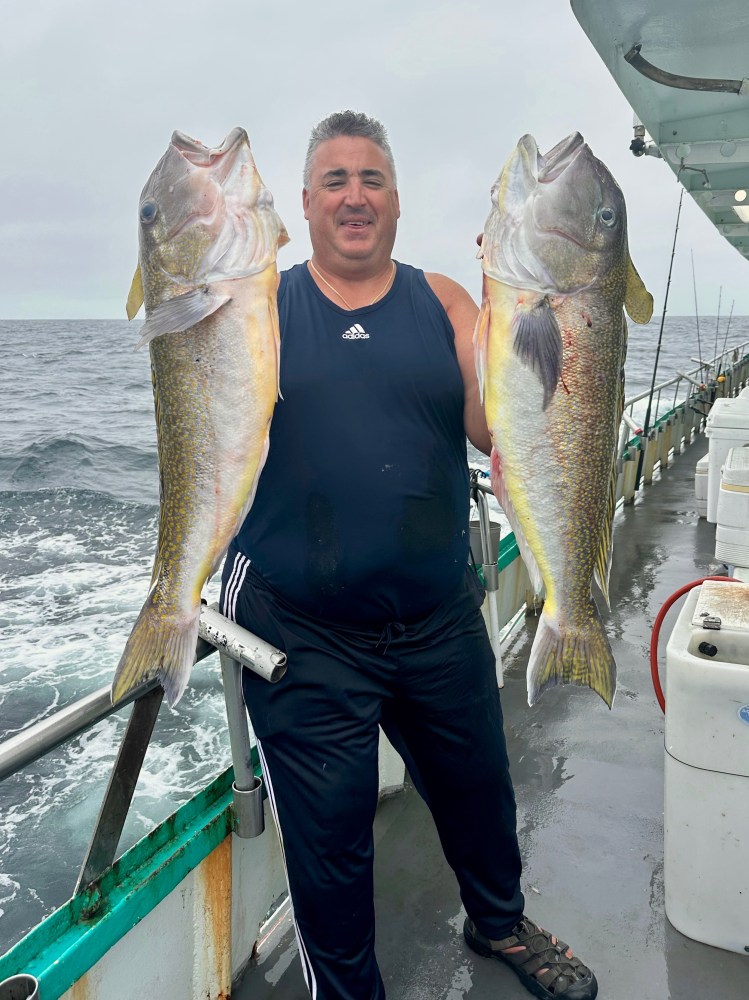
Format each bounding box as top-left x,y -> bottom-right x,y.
691,250 -> 704,377
718,299 -> 736,374
712,285 -> 722,367
635,188 -> 684,492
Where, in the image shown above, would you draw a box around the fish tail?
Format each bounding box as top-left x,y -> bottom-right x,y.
111,595 -> 199,708
527,607 -> 616,709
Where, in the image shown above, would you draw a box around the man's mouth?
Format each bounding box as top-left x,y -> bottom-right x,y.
340,218 -> 371,227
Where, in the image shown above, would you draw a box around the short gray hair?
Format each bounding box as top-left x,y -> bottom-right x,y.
303,111 -> 397,188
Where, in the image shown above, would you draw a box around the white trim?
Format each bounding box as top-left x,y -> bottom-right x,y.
256,737 -> 318,1000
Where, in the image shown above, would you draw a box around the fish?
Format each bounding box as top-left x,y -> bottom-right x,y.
111,127 -> 288,707
474,132 -> 653,707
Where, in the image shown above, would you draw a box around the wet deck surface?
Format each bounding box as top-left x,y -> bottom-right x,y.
237,436 -> 749,999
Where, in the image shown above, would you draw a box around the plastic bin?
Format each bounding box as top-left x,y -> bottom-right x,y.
664,580 -> 749,953
694,454 -> 709,518
705,397 -> 749,522
715,446 -> 749,566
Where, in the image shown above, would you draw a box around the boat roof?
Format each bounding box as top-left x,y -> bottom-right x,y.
571,0 -> 749,263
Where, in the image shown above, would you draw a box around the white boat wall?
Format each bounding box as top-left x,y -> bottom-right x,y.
2,342 -> 749,998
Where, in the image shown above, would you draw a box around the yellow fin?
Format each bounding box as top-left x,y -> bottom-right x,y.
126,264 -> 144,320
624,256 -> 654,324
527,609 -> 616,709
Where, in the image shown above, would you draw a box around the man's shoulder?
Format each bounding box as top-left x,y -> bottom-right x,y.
423,272 -> 474,312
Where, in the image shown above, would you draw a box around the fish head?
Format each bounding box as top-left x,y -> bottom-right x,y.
481,132 -> 628,297
137,127 -> 288,307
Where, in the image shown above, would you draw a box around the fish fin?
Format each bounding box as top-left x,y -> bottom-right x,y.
134,288 -> 232,350
593,460 -> 617,609
228,428 -> 272,561
473,278 -> 491,404
111,594 -> 200,708
268,293 -> 282,401
149,363 -> 168,590
624,256 -> 654,324
277,223 -> 290,250
527,606 -> 616,709
490,447 -> 544,597
511,297 -> 563,409
126,264 -> 144,320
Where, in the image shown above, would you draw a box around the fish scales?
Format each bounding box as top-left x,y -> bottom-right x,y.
111,128 -> 287,708
477,132 -> 653,707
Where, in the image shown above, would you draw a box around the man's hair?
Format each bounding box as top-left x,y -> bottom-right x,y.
303,111 -> 397,188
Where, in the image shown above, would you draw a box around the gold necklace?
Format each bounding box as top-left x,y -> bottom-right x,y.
309,259 -> 395,310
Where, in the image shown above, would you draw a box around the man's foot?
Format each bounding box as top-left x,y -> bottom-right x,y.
463,916 -> 598,999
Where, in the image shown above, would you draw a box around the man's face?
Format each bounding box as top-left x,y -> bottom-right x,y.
303,136 -> 400,269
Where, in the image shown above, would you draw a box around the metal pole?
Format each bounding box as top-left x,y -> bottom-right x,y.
474,488 -> 503,687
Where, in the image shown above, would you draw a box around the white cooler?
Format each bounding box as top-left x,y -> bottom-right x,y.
705,397 -> 749,522
694,454 -> 709,518
664,580 -> 749,953
715,446 -> 749,568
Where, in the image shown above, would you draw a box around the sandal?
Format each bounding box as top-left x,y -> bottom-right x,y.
463,916 -> 598,999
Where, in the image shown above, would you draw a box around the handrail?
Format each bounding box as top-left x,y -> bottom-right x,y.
0,609 -> 286,784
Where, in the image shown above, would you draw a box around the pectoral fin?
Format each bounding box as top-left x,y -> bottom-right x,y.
126,264 -> 144,320
134,288 -> 231,350
511,297 -> 562,409
624,256 -> 654,324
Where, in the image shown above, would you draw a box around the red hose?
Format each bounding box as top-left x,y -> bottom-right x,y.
650,576 -> 740,714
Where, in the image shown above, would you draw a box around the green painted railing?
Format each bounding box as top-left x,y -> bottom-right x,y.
0,761 -> 259,998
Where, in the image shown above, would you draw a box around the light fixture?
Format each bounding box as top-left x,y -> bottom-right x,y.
735,189 -> 747,202
732,206 -> 749,222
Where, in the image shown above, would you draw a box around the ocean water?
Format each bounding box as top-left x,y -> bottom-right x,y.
1,313 -> 748,954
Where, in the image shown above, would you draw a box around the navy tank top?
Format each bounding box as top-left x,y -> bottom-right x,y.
233,261 -> 470,626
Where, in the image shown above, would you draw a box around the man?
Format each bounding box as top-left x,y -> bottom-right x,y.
220,111 -> 598,1000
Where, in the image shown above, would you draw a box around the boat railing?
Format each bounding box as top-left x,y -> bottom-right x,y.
615,343 -> 749,499
0,609 -> 287,896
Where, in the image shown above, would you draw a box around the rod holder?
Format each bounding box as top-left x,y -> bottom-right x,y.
0,975 -> 39,1000
232,778 -> 265,838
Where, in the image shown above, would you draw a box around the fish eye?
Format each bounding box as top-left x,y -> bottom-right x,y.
140,200 -> 158,224
599,207 -> 617,228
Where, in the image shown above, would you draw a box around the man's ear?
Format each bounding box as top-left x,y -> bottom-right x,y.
394,189 -> 400,219
302,188 -> 310,220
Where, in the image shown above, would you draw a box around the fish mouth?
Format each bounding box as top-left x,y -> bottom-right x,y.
538,132 -> 585,183
170,127 -> 250,180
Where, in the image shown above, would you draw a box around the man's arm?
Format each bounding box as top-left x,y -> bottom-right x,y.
425,272 -> 492,456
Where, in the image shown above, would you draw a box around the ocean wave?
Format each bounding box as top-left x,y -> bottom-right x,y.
0,433 -> 158,503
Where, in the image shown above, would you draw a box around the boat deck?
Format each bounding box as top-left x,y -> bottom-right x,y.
237,436 -> 749,999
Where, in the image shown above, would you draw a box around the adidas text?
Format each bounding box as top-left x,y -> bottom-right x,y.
342,323 -> 369,340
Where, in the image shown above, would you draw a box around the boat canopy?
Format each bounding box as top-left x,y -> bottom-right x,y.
571,0 -> 749,262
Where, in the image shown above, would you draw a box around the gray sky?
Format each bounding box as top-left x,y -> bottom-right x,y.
2,0 -> 748,318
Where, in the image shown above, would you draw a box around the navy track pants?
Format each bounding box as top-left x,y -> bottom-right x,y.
221,550 -> 524,1000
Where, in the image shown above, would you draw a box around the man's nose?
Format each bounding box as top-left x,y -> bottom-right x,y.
344,179 -> 366,206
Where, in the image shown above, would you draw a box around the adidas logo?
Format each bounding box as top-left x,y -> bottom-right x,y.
342,323 -> 369,340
